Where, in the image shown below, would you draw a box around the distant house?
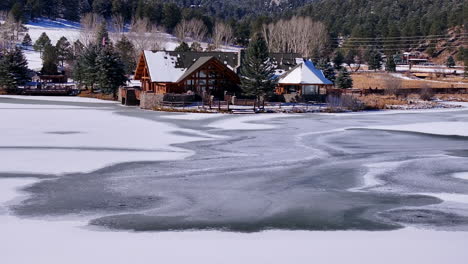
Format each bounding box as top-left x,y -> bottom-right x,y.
134,51 -> 241,99
275,60 -> 333,97
123,50 -> 326,108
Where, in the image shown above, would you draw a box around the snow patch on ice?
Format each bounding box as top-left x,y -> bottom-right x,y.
350,161 -> 405,192
160,113 -> 223,120
417,192 -> 468,204
365,122 -> 468,137
209,114 -> 290,130
453,172 -> 468,181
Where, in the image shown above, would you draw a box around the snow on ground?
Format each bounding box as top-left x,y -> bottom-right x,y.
1,178 -> 467,264
23,19 -> 81,70
397,65 -> 465,74
1,96 -> 468,264
0,98 -> 214,174
25,18 -> 81,44
0,95 -> 117,104
208,114 -> 292,130
365,122 -> 468,137
160,112 -> 224,120
453,172 -> 468,181
22,49 -> 43,70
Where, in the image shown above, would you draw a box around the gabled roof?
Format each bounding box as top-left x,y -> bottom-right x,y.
278,60 -> 333,85
176,56 -> 213,82
143,51 -> 186,82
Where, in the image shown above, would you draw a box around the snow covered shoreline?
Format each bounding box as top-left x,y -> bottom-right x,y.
2,96 -> 468,264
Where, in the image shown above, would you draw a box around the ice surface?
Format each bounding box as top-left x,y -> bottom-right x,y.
2,96 -> 468,264
367,122 -> 468,137
453,172 -> 468,181
0,98 -> 211,174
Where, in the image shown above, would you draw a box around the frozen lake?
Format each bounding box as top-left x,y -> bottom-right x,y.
1,95 -> 468,263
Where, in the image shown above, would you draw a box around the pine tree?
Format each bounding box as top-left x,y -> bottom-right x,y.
41,43 -> 59,75
335,68 -> 353,89
73,40 -> 85,58
333,50 -> 344,70
385,55 -> 397,72
175,42 -> 191,52
33,32 -> 51,54
162,3 -> 181,33
240,34 -> 276,103
95,45 -> 127,96
367,49 -> 382,71
190,42 -> 203,52
344,49 -> 356,67
22,33 -> 32,46
56,37 -> 73,67
95,23 -> 110,46
74,44 -> 99,91
446,56 -> 455,68
10,2 -> 24,23
316,58 -> 335,84
0,47 -> 29,91
115,36 -> 136,75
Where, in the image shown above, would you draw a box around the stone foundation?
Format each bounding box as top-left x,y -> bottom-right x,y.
140,93 -> 164,109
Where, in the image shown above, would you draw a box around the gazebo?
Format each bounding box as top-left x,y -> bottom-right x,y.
275,60 -> 333,96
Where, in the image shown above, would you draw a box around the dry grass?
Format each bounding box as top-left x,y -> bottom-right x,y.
356,94 -> 408,110
352,72 -> 468,89
435,93 -> 468,102
78,90 -> 117,101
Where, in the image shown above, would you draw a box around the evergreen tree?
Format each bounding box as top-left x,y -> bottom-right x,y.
10,2 -> 24,23
22,33 -> 32,46
74,44 -> 99,91
95,45 -> 127,96
446,56 -> 455,68
73,40 -> 85,58
344,49 -> 356,67
190,42 -> 203,52
174,42 -> 191,52
162,3 -> 182,33
33,32 -> 51,54
332,50 -> 344,70
385,55 -> 397,72
41,43 -> 59,75
240,34 -> 276,103
135,0 -> 145,19
96,22 -> 110,47
95,23 -> 110,47
335,68 -> 353,89
366,49 -> 382,71
0,47 -> 29,91
316,58 -> 335,84
56,37 -> 73,67
115,36 -> 136,75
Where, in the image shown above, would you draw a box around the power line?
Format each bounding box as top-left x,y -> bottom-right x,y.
338,37 -> 467,43
331,33 -> 468,40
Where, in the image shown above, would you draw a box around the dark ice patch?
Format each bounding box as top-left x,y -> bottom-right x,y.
45,131 -> 83,135
380,209 -> 468,226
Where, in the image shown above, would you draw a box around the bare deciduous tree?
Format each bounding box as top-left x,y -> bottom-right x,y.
174,19 -> 207,42
109,15 -> 125,42
262,16 -> 328,58
80,13 -> 104,46
128,18 -> 167,52
212,22 -> 233,49
0,12 -> 27,51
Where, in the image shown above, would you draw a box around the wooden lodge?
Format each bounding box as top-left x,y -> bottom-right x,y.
122,50 -> 331,108
134,51 -> 241,99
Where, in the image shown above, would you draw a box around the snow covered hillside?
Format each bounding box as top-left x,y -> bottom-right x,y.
22,18 -> 240,71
